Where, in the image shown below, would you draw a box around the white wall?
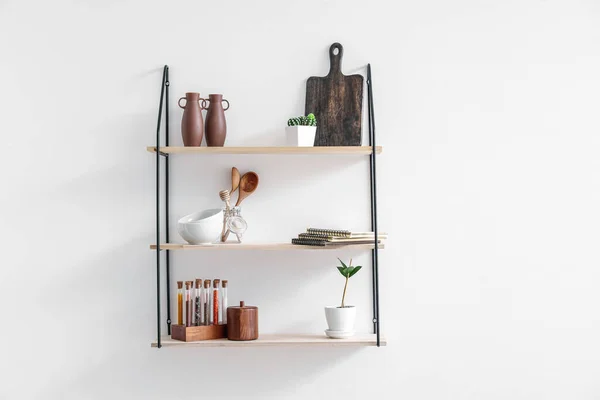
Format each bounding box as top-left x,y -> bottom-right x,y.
2,0 -> 600,398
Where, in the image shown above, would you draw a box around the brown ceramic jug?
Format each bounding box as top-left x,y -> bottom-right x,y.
179,92 -> 206,146
205,94 -> 230,147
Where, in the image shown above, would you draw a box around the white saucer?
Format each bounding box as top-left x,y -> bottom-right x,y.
325,329 -> 355,339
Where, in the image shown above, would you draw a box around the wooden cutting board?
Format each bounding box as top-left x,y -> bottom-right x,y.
305,43 -> 363,146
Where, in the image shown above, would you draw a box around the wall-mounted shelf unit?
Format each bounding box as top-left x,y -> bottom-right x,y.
147,146 -> 382,155
150,243 -> 385,251
151,334 -> 387,348
150,64 -> 381,348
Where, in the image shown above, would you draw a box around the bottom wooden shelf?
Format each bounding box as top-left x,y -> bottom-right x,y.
151,333 -> 386,347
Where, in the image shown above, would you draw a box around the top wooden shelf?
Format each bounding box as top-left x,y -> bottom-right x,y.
146,146 -> 382,155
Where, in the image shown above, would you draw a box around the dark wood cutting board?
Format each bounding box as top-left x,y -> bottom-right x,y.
305,43 -> 363,146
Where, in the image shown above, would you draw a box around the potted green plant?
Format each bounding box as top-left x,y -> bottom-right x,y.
286,113 -> 317,146
324,258 -> 362,338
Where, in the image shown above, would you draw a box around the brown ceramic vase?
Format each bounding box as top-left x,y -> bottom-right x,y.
179,92 -> 206,146
205,94 -> 229,147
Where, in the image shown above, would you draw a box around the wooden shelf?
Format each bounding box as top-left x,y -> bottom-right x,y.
146,146 -> 382,155
151,333 -> 386,347
150,242 -> 385,251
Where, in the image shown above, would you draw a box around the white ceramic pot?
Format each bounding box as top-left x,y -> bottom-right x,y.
177,209 -> 223,244
286,126 -> 317,147
324,305 -> 356,332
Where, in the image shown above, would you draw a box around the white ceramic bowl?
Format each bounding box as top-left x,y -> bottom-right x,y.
177,209 -> 223,245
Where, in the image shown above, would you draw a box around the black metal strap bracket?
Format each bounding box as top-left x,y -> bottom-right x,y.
367,64 -> 381,347
164,69 -> 171,337
154,65 -> 170,348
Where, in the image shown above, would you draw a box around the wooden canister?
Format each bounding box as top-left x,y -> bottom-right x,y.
227,301 -> 258,341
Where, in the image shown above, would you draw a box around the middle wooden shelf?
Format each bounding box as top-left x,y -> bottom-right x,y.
147,145 -> 382,155
150,242 -> 385,251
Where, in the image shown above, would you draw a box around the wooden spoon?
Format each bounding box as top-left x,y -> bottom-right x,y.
236,171 -> 259,207
231,167 -> 241,194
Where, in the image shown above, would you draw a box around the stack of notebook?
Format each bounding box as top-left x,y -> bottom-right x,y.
291,228 -> 387,247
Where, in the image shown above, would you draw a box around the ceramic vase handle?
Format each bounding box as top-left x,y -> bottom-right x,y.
200,98 -> 208,110
178,97 -> 187,109
222,99 -> 230,111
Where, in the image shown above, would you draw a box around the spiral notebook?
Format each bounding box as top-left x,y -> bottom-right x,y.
292,238 -> 382,247
292,228 -> 387,246
305,228 -> 386,238
305,228 -> 352,237
299,233 -> 388,241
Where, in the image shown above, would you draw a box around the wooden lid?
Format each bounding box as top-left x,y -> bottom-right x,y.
195,278 -> 202,287
229,300 -> 257,309
177,281 -> 183,289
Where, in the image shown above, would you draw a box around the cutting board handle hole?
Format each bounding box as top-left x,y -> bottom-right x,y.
329,43 -> 343,58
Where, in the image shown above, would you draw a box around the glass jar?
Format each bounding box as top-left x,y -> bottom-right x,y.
222,206 -> 247,242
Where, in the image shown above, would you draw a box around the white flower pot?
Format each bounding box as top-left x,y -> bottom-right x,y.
324,305 -> 356,332
286,126 -> 316,147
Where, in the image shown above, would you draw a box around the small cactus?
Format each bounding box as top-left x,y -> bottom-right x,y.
287,113 -> 317,127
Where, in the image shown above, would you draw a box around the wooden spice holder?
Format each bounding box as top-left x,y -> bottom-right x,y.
171,324 -> 227,342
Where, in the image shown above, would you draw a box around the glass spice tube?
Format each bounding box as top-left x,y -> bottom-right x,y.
221,280 -> 228,324
185,281 -> 193,327
177,281 -> 183,325
213,279 -> 220,325
194,278 -> 202,326
203,279 -> 211,325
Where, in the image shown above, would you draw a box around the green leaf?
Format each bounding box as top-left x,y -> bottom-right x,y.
338,258 -> 348,269
348,265 -> 362,277
337,266 -> 347,277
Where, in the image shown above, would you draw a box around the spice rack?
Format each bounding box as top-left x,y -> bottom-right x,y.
171,324 -> 227,341
150,65 -> 383,348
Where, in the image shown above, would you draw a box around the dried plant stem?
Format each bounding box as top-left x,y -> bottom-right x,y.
341,276 -> 349,308
340,258 -> 352,307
